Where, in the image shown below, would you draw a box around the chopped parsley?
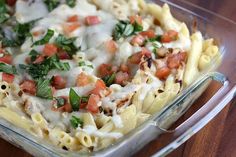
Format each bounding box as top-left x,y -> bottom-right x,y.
112,20 -> 143,40
66,0 -> 76,7
0,63 -> 17,74
70,115 -> 83,129
69,88 -> 81,111
33,29 -> 54,46
0,0 -> 10,24
102,73 -> 116,87
36,78 -> 53,99
44,0 -> 60,12
55,34 -> 79,57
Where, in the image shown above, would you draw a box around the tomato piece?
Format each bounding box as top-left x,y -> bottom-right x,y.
140,30 -> 156,38
33,55 -> 44,64
6,0 -> 16,6
115,71 -> 129,86
20,80 -> 36,95
0,55 -> 12,64
87,94 -> 100,113
167,52 -> 187,69
32,30 -> 44,37
161,30 -> 178,43
64,103 -> 72,112
128,49 -> 151,64
85,16 -> 101,25
105,40 -> 117,54
98,63 -> 117,78
63,23 -> 80,34
120,64 -> 129,73
76,72 -> 91,87
51,75 -> 67,89
155,67 -> 171,80
57,51 -> 70,60
2,73 -> 14,83
43,44 -> 58,57
80,103 -> 87,109
89,80 -> 106,96
131,35 -> 145,46
67,15 -> 79,22
129,15 -> 142,25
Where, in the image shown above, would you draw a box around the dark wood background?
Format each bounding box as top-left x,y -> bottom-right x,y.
1,0 -> 236,157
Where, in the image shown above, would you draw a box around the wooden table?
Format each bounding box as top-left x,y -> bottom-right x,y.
1,1 -> 236,157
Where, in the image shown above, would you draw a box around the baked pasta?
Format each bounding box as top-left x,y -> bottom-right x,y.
0,0 -> 221,152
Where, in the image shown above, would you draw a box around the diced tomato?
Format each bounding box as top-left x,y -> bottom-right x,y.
80,103 -> 87,109
67,15 -> 79,22
120,64 -> 129,73
89,80 -> 106,96
43,44 -> 58,57
0,55 -> 12,64
128,48 -> 151,64
2,73 -> 14,83
20,80 -> 36,95
155,67 -> 171,80
85,16 -> 101,25
6,0 -> 16,6
131,35 -> 145,46
105,40 -> 117,54
51,75 -> 67,89
98,63 -> 117,78
87,94 -> 100,113
140,30 -> 156,38
129,15 -> 142,25
33,55 -> 44,64
167,52 -> 187,69
161,30 -> 178,43
32,30 -> 44,37
63,23 -> 80,34
76,72 -> 91,87
57,51 -> 70,60
64,103 -> 72,112
115,71 -> 129,86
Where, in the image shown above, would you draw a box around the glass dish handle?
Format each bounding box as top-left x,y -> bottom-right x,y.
152,72 -> 236,157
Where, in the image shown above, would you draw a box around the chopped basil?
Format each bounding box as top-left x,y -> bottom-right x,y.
81,96 -> 89,103
112,20 -> 143,40
29,49 -> 39,62
55,34 -> 79,57
78,61 -> 93,69
70,115 -> 83,129
69,88 -> 80,111
0,63 -> 17,74
0,0 -> 10,24
36,78 -> 53,99
102,73 -> 116,87
53,61 -> 70,71
14,22 -> 33,45
66,0 -> 76,7
33,29 -> 54,46
0,38 -> 18,47
55,97 -> 65,108
44,0 -> 60,11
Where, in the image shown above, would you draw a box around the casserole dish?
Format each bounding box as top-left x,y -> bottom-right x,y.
0,0 -> 235,157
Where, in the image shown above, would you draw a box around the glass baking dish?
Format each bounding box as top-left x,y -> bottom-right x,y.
0,0 -> 235,156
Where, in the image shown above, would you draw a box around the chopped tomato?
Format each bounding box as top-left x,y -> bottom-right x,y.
120,64 -> 129,73
67,15 -> 79,22
115,71 -> 129,86
43,44 -> 58,57
2,73 -> 14,83
161,30 -> 178,43
167,52 -> 187,69
33,55 -> 44,64
87,94 -> 100,113
155,67 -> 171,80
0,55 -> 12,64
85,16 -> 101,25
51,75 -> 67,89
32,30 -> 44,37
89,80 -> 106,96
64,103 -> 72,112
129,15 -> 142,25
20,80 -> 36,95
140,30 -> 156,38
105,40 -> 117,54
58,51 -> 70,60
98,63 -> 117,78
128,48 -> 151,64
63,23 -> 80,34
131,35 -> 145,46
6,0 -> 16,6
80,103 -> 87,109
76,72 -> 91,87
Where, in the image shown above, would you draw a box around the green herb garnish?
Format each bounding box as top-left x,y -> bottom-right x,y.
81,96 -> 89,103
0,0 -> 10,24
44,0 -> 60,11
36,78 -> 53,99
55,97 -> 65,108
102,73 -> 116,87
0,63 -> 17,74
78,61 -> 93,69
29,49 -> 39,62
70,115 -> 83,129
69,88 -> 80,111
66,0 -> 76,7
33,29 -> 54,46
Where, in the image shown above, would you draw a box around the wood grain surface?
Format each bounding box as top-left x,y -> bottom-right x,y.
0,0 -> 235,157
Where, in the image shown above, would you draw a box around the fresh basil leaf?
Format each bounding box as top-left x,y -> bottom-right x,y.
0,0 -> 10,24
0,38 -> 18,47
53,62 -> 70,71
36,78 -> 53,99
133,22 -> 143,32
78,61 -> 93,69
55,97 -> 65,108
14,22 -> 34,45
0,63 -> 17,74
33,29 -> 54,46
70,115 -> 83,129
102,73 -> 116,87
29,49 -> 39,62
44,0 -> 60,11
69,88 -> 80,111
81,96 -> 89,103
55,34 -> 79,57
66,0 -> 76,7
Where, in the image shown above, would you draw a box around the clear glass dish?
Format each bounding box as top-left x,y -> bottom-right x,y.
0,0 -> 235,157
